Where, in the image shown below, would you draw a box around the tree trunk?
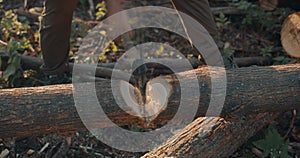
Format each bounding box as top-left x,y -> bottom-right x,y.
281,12 -> 300,58
142,113 -> 279,158
0,64 -> 299,139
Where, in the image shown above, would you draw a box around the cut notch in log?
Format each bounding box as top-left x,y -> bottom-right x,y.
119,77 -> 173,122
281,12 -> 300,58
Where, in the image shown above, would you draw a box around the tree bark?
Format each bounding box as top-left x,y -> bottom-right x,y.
20,54 -> 274,72
0,64 -> 299,139
211,7 -> 241,15
281,12 -> 300,58
142,113 -> 279,158
259,0 -> 279,11
233,56 -> 272,67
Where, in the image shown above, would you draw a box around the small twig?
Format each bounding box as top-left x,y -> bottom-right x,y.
0,40 -> 8,46
23,0 -> 28,9
38,142 -> 49,154
283,109 -> 297,140
289,142 -> 300,150
0,149 -> 9,158
75,145 -> 111,157
87,0 -> 95,20
65,137 -> 72,147
251,147 -> 263,158
94,152 -> 104,156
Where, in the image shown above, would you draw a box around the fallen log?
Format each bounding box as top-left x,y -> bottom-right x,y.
0,64 -> 299,138
211,7 -> 241,15
19,54 -> 204,81
19,54 -> 272,76
15,7 -> 40,20
142,113 -> 279,158
281,12 -> 300,58
20,54 -> 203,71
14,6 -> 242,25
19,55 -> 134,83
259,0 -> 300,10
259,0 -> 279,11
233,56 -> 272,67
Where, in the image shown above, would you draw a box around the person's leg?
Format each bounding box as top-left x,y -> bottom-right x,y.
172,0 -> 236,68
172,0 -> 218,37
40,0 -> 78,75
106,0 -> 125,16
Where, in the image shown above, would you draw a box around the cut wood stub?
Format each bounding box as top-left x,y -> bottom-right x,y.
281,12 -> 300,58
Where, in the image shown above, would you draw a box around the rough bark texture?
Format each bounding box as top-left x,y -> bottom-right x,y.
19,54 -> 271,73
281,12 -> 300,58
162,64 -> 300,119
142,113 -> 279,158
210,7 -> 241,15
233,56 -> 272,67
259,0 -> 279,11
0,64 -> 299,139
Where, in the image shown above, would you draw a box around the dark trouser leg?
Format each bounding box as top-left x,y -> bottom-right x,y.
172,0 -> 235,67
172,0 -> 218,40
40,0 -> 78,75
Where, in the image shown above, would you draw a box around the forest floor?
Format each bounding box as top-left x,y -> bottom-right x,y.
0,0 -> 300,157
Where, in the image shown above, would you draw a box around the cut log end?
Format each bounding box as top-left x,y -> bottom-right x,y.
281,12 -> 300,58
119,77 -> 173,123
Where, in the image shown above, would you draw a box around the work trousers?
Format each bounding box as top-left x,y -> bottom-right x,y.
39,0 -> 78,75
40,0 -> 217,75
